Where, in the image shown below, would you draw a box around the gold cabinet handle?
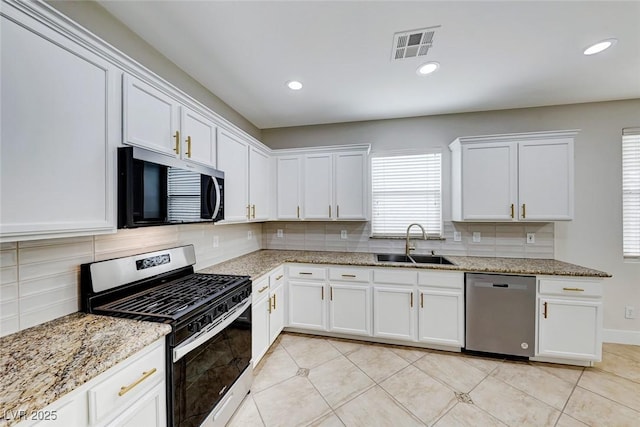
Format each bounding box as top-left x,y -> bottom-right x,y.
272,294 -> 276,310
118,368 -> 157,396
173,131 -> 180,154
246,205 -> 250,220
297,206 -> 300,219
410,292 -> 414,308
258,285 -> 269,293
337,205 -> 340,218
563,287 -> 585,292
268,297 -> 272,314
421,293 -> 424,308
321,287 -> 324,300
275,275 -> 284,281
341,274 -> 356,278
329,205 -> 332,218
510,203 -> 515,219
543,301 -> 548,319
185,135 -> 192,158
251,205 -> 256,219
298,272 -> 313,275
522,203 -> 526,219
330,287 -> 333,301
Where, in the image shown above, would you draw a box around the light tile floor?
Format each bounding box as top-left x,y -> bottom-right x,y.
228,333 -> 640,427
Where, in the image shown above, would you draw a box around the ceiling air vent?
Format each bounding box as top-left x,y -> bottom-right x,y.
391,26 -> 439,61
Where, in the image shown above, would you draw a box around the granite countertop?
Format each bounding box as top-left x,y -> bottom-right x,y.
199,249 -> 611,279
0,313 -> 171,427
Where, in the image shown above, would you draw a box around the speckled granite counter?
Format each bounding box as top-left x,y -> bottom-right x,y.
199,249 -> 611,279
0,313 -> 171,427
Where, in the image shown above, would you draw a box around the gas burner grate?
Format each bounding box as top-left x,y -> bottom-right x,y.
96,273 -> 248,319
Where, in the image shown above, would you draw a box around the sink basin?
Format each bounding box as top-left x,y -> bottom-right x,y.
376,253 -> 454,265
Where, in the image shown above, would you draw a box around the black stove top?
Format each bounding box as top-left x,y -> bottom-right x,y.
94,273 -> 248,320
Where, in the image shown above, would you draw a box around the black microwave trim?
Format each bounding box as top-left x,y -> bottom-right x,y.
118,146 -> 224,229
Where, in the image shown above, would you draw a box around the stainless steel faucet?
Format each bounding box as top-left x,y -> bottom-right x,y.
405,223 -> 427,256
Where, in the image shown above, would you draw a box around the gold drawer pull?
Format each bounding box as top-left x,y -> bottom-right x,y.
341,274 -> 356,278
410,293 -> 414,308
118,368 -> 157,396
258,285 -> 269,293
272,294 -> 277,310
510,203 -> 515,219
563,287 -> 585,292
299,272 -> 313,275
275,275 -> 284,281
522,203 -> 527,219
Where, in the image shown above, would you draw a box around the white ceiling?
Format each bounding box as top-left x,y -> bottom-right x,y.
97,1 -> 640,129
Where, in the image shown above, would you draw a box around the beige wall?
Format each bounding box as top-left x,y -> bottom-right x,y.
263,100 -> 640,339
45,0 -> 261,140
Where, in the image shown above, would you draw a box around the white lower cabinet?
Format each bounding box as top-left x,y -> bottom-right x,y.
20,338 -> 166,427
373,286 -> 416,341
288,280 -> 327,331
252,267 -> 286,367
417,271 -> 464,348
329,283 -> 371,336
536,278 -> 603,362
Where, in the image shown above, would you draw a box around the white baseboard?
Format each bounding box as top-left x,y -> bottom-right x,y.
603,328 -> 640,345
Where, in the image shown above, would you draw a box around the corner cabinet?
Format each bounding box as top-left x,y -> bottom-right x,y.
450,130 -> 577,222
1,1 -> 119,241
535,277 -> 603,362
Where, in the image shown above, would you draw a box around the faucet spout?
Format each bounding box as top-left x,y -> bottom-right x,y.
405,223 -> 427,256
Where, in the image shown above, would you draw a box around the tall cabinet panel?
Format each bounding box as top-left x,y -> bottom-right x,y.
304,154 -> 333,219
276,156 -> 303,220
1,7 -> 118,240
334,151 -> 368,220
249,147 -> 271,221
217,129 -> 249,222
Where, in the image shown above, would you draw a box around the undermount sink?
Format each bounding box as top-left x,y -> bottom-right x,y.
376,253 -> 454,265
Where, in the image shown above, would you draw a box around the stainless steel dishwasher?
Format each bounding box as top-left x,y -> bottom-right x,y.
465,273 -> 536,357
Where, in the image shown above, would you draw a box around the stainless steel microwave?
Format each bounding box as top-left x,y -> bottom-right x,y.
117,146 -> 224,228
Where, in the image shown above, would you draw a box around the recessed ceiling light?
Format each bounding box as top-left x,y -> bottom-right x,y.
416,62 -> 440,75
583,38 -> 617,55
286,80 -> 303,90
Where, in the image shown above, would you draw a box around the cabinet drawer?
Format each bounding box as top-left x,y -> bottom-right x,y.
373,269 -> 417,285
329,267 -> 370,282
418,271 -> 464,289
288,265 -> 327,280
270,267 -> 285,287
88,340 -> 165,424
538,278 -> 602,298
253,276 -> 270,301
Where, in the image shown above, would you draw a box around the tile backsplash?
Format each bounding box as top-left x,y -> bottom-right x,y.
264,221 -> 554,259
0,222 -> 261,337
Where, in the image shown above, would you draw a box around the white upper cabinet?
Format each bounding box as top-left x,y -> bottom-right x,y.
123,74 -> 180,157
180,107 -> 217,167
249,146 -> 271,221
217,128 -> 272,222
276,145 -> 370,221
276,156 -> 303,220
1,4 -> 119,241
450,130 -> 577,222
304,153 -> 334,219
334,151 -> 368,220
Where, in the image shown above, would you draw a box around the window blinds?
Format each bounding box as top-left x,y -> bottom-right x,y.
371,152 -> 442,237
623,128 -> 640,259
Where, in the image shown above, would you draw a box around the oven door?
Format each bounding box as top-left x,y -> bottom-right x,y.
172,302 -> 251,427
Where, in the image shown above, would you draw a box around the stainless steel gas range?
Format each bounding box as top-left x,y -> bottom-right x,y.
81,245 -> 252,427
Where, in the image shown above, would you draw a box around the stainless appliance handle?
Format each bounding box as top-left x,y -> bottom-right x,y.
173,298 -> 250,363
212,176 -> 221,220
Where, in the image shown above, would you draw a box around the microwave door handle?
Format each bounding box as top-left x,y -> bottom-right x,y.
212,176 -> 221,219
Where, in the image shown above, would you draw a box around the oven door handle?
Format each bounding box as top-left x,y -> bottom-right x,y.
173,298 -> 250,363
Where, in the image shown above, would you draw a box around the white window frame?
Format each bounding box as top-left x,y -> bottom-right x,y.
623,128 -> 640,260
370,149 -> 442,238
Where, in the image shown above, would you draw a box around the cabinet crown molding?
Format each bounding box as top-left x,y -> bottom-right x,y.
449,129 -> 580,150
273,144 -> 371,156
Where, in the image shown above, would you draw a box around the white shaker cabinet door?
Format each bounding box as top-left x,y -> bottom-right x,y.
269,281 -> 285,343
276,156 -> 303,220
1,12 -> 118,240
252,289 -> 271,367
181,107 -> 217,167
217,129 -> 249,222
249,147 -> 271,221
303,154 -> 333,219
288,281 -> 327,331
518,139 -> 573,220
461,142 -> 517,221
418,289 -> 464,347
329,283 -> 371,336
334,152 -> 368,220
123,74 -> 180,156
373,286 -> 415,341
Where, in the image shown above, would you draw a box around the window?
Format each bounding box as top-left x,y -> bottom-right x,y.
623,128 -> 640,259
371,151 -> 442,237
